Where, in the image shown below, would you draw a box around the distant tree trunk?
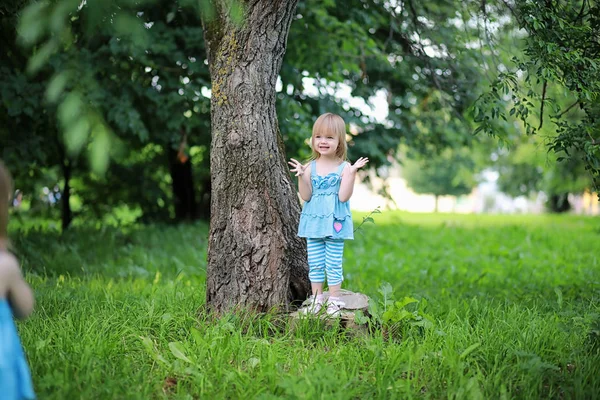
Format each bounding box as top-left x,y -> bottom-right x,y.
203,0 -> 310,313
197,173 -> 211,220
434,195 -> 439,213
548,193 -> 571,213
61,159 -> 72,231
168,148 -> 198,221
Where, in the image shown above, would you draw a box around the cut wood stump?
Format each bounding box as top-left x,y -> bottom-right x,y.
290,290 -> 370,335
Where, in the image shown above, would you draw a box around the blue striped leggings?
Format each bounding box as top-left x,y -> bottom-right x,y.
307,238 -> 345,286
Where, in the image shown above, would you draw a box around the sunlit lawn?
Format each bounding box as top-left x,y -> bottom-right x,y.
12,211 -> 600,399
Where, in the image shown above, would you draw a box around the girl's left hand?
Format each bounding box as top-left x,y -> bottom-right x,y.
350,157 -> 369,172
288,158 -> 307,176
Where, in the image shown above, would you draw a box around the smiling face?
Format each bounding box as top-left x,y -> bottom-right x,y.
310,113 -> 347,160
313,133 -> 340,157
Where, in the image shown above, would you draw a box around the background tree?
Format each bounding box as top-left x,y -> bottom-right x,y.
495,135 -> 591,212
2,0 -> 214,228
475,0 -> 600,196
402,147 -> 479,212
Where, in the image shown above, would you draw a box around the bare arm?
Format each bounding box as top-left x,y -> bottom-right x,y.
339,158 -> 369,203
2,254 -> 35,319
288,159 -> 313,202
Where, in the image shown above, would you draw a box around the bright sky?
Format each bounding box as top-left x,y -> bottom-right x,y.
203,76 -> 390,123
301,78 -> 389,123
275,77 -> 389,123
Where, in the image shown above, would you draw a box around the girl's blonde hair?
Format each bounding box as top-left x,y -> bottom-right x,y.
0,160 -> 12,244
310,113 -> 348,161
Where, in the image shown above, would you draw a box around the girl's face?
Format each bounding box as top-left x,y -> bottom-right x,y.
313,132 -> 340,158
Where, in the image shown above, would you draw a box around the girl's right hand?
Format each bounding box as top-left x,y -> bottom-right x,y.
350,157 -> 369,172
288,158 -> 307,177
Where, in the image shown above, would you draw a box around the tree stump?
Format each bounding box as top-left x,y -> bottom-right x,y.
290,290 -> 370,334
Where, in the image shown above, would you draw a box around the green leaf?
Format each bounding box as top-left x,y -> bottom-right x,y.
378,282 -> 393,306
382,308 -> 412,324
190,327 -> 204,346
139,336 -> 168,365
50,0 -> 79,34
89,125 -> 111,175
64,118 -> 90,155
27,40 -> 57,74
354,310 -> 369,325
169,341 -> 193,364
367,300 -> 381,321
46,71 -> 70,103
395,296 -> 418,309
18,1 -> 49,45
459,342 -> 481,360
410,318 -> 434,329
59,92 -> 84,127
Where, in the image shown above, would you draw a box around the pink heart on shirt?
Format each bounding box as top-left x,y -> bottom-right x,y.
333,221 -> 343,233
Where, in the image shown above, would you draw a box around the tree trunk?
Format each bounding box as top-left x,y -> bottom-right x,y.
434,195 -> 439,213
548,193 -> 571,213
61,159 -> 72,231
197,173 -> 211,220
203,0 -> 310,313
168,148 -> 198,221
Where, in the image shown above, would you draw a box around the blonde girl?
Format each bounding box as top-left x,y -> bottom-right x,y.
288,113 -> 368,316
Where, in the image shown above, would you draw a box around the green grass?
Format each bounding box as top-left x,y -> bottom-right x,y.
12,212 -> 600,399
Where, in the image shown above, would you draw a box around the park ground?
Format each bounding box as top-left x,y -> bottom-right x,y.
12,211 -> 600,399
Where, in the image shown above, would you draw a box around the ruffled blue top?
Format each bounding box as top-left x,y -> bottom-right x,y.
0,299 -> 35,400
298,161 -> 354,240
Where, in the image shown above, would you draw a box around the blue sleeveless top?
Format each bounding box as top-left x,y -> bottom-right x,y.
0,299 -> 35,399
298,161 -> 354,240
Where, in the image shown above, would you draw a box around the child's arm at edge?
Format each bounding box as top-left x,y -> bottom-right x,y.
3,254 -> 35,319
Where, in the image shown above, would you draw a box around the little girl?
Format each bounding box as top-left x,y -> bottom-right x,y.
0,161 -> 36,399
288,113 -> 368,316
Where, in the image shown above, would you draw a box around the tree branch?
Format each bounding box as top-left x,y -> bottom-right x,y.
498,0 -> 521,24
574,0 -> 588,23
556,100 -> 580,117
538,80 -> 547,130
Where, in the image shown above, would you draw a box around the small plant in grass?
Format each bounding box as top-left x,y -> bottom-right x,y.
353,206 -> 381,235
354,282 -> 434,340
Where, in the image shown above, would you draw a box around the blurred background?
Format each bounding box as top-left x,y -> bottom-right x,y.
2,0 -> 599,231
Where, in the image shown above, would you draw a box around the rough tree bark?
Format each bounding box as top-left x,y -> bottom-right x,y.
203,0 -> 310,313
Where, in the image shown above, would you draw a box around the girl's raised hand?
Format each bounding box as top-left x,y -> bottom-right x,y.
350,157 -> 369,172
288,158 -> 307,177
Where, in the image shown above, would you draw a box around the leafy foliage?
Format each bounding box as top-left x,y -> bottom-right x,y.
493,132 -> 591,211
355,281 -> 434,340
3,0 -> 213,225
475,0 -> 600,194
4,0 -> 597,228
